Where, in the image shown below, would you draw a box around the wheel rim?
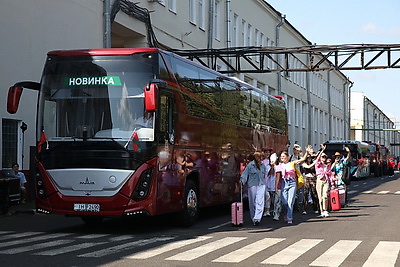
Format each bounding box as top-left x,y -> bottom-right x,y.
186,188 -> 198,217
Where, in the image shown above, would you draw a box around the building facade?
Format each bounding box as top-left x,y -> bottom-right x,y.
1,0 -> 351,170
351,91 -> 400,157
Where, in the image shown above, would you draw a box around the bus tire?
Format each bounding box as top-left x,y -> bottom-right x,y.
81,216 -> 104,225
180,179 -> 199,227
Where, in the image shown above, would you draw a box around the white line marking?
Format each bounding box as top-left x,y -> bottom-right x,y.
127,236 -> 213,259
77,234 -> 110,239
78,236 -> 174,258
0,240 -> 73,254
363,191 -> 374,194
310,240 -> 362,267
208,221 -> 232,230
363,241 -> 400,267
0,232 -> 43,241
377,191 -> 390,194
261,239 -> 323,265
213,238 -> 285,263
35,242 -> 107,256
0,233 -> 72,248
166,237 -> 246,261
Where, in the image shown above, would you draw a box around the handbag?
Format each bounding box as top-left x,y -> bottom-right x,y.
291,162 -> 304,189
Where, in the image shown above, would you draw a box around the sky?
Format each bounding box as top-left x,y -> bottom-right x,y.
266,0 -> 400,125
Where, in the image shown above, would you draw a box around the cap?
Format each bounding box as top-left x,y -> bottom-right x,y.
293,144 -> 301,149
262,147 -> 273,152
321,153 -> 327,157
334,152 -> 341,157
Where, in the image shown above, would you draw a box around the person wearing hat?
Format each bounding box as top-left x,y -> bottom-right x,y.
331,146 -> 351,204
315,145 -> 335,218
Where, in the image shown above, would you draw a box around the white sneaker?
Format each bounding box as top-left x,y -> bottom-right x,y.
324,211 -> 329,217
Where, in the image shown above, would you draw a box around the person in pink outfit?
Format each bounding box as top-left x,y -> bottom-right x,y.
314,145 -> 335,217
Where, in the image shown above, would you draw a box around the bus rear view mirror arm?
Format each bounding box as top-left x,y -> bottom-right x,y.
7,81 -> 40,114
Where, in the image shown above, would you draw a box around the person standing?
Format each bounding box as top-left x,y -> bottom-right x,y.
262,147 -> 275,217
240,151 -> 266,226
275,146 -> 311,224
331,146 -> 351,205
315,145 -> 335,217
302,154 -> 319,214
11,163 -> 27,204
290,144 -> 306,214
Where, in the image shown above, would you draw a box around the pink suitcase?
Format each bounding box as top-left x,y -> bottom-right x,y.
231,183 -> 243,226
329,189 -> 341,211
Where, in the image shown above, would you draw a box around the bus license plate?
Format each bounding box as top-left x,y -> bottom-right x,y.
74,203 -> 100,212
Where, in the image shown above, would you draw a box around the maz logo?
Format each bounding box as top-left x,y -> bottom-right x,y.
80,177 -> 95,185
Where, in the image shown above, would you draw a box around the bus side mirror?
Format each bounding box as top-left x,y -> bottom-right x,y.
7,86 -> 23,114
144,83 -> 158,112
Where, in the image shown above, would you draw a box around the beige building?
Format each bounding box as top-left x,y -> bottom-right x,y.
1,0 -> 350,170
351,91 -> 400,156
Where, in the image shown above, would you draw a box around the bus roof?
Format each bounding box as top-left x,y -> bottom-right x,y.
47,48 -> 159,57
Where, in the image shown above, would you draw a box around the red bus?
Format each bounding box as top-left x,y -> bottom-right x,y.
7,48 -> 288,225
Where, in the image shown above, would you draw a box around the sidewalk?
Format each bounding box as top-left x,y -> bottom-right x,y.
1,200 -> 36,217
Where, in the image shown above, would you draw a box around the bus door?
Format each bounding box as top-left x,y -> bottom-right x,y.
156,92 -> 181,213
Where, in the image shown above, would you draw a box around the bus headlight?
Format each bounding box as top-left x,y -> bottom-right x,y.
35,170 -> 47,198
132,168 -> 153,201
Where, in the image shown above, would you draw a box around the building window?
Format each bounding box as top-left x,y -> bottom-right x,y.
214,0 -> 221,41
198,0 -> 205,30
294,99 -> 299,127
302,102 -> 306,129
287,96 -> 292,126
233,14 -> 239,47
247,24 -> 252,46
2,119 -> 19,168
168,0 -> 176,13
241,19 -> 246,46
189,0 -> 196,24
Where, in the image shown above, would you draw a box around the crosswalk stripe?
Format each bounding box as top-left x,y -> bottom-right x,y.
377,191 -> 390,194
212,237 -> 285,263
261,239 -> 323,265
0,231 -> 15,235
0,232 -> 42,241
0,240 -> 73,254
310,240 -> 362,267
127,236 -> 213,259
109,235 -> 135,242
76,234 -> 110,239
0,233 -> 71,248
78,236 -> 174,258
363,191 -> 373,194
165,237 -> 247,261
34,242 -> 107,256
363,241 -> 400,267
394,191 -> 400,195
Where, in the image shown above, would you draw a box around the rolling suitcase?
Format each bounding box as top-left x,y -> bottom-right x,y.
329,188 -> 341,211
231,183 -> 243,226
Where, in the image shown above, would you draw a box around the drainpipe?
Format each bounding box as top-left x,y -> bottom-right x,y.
275,14 -> 285,95
207,0 -> 215,66
104,0 -> 111,48
306,54 -> 312,146
346,79 -> 354,139
327,70 -> 332,139
226,0 -> 232,73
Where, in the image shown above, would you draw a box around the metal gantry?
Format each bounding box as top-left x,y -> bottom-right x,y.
172,44 -> 400,73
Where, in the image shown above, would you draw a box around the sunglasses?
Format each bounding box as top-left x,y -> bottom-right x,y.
321,155 -> 327,158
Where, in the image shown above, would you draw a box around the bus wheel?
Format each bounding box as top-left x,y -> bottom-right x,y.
180,180 -> 199,227
81,216 -> 104,225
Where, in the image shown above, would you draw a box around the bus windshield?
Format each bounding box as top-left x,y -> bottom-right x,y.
38,53 -> 157,142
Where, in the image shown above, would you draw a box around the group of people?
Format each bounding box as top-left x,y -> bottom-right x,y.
240,144 -> 351,225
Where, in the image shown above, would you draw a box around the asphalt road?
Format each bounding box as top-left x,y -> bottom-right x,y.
1,173 -> 400,267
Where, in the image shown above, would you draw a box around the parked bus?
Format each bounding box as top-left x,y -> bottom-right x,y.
323,140 -> 371,180
7,48 -> 288,225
